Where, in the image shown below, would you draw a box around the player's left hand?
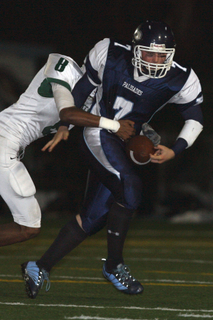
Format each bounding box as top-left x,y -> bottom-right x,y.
42,126 -> 69,152
150,144 -> 175,164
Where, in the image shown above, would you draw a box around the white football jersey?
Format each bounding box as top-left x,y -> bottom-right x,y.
0,53 -> 83,148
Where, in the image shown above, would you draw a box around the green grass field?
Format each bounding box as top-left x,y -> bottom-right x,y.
0,215 -> 213,320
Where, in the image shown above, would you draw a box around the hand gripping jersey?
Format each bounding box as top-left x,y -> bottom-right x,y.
0,53 -> 83,149
72,38 -> 203,154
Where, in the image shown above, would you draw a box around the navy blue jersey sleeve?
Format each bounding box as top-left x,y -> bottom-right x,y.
171,138 -> 188,155
177,103 -> 203,125
72,73 -> 97,108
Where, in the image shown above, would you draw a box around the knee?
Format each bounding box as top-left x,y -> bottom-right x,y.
21,226 -> 40,240
81,214 -> 108,236
123,176 -> 143,210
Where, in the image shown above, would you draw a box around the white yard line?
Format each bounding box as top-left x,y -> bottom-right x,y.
64,316 -> 154,320
178,313 -> 213,318
0,302 -> 213,314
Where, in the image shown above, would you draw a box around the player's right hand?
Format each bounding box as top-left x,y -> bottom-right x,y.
116,120 -> 135,141
42,126 -> 69,152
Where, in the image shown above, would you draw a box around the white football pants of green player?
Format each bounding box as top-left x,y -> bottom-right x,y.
0,136 -> 41,246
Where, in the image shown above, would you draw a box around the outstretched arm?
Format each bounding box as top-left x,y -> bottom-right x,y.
43,107 -> 135,152
43,78 -> 136,151
60,107 -> 135,139
54,81 -> 135,138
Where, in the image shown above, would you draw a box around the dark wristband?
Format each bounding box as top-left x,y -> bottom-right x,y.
59,121 -> 70,128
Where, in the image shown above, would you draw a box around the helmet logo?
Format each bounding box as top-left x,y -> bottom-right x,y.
134,29 -> 142,41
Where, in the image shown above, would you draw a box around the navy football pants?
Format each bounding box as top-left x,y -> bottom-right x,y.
80,129 -> 143,235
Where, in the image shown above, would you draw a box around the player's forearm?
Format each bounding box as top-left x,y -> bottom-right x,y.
172,119 -> 203,155
60,107 -> 100,127
60,107 -> 120,132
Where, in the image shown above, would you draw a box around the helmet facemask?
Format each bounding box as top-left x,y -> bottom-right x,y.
132,43 -> 175,79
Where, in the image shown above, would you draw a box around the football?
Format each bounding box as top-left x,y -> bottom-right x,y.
126,135 -> 155,165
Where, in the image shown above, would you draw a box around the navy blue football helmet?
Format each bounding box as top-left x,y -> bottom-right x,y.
132,20 -> 176,78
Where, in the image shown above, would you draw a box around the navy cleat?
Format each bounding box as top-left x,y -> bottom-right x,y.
102,261 -> 143,295
21,261 -> 50,299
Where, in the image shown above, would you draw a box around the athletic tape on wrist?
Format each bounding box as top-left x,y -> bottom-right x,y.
99,117 -> 120,133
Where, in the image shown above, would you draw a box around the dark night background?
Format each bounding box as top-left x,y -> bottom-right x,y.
0,0 -> 213,221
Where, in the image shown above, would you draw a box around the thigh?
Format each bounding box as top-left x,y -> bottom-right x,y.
82,128 -> 143,209
0,137 -> 41,227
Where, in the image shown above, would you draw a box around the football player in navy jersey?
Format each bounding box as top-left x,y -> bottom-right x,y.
22,20 -> 203,298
